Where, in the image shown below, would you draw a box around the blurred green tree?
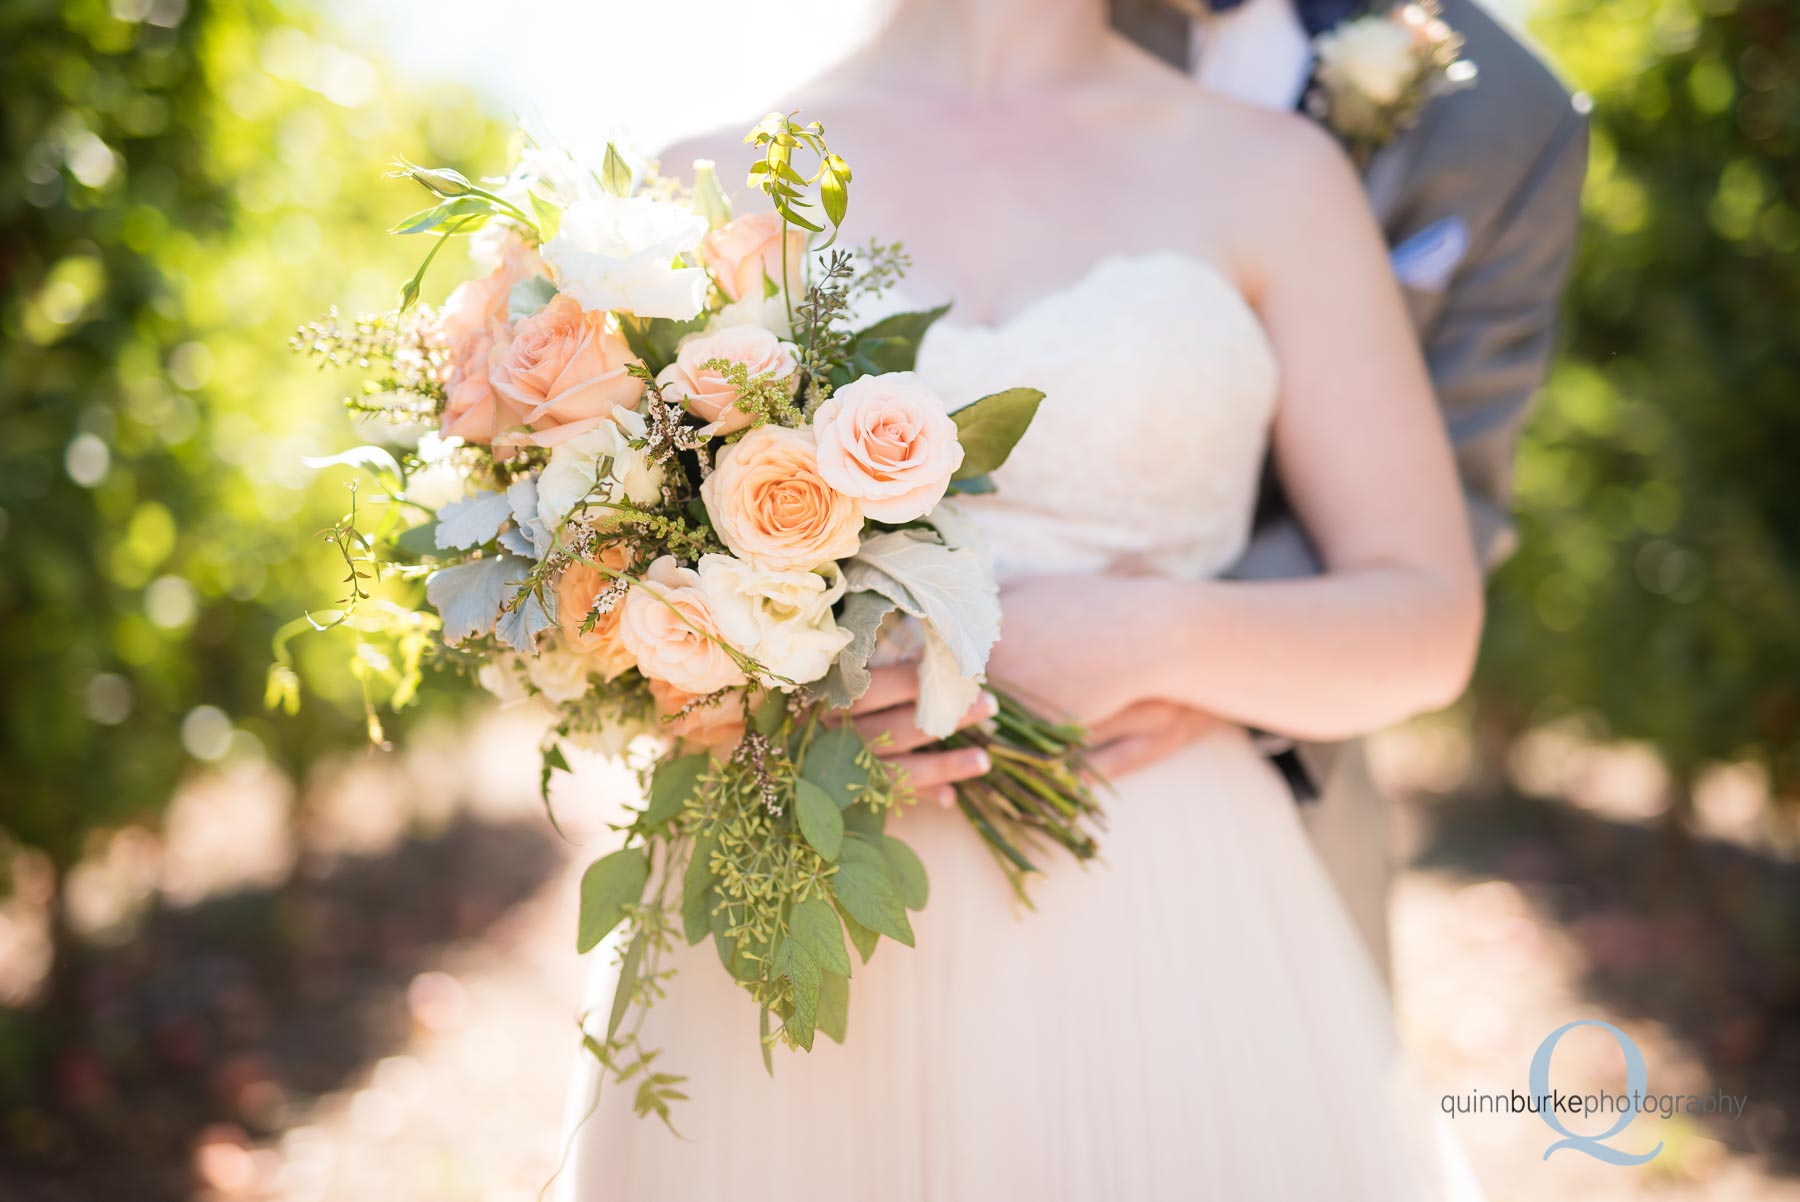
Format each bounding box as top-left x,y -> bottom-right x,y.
1481,0 -> 1800,809
0,0 -> 501,1092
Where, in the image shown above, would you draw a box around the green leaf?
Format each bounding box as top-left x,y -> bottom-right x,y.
538,741 -> 570,840
641,752 -> 707,829
577,848 -> 650,953
786,895 -> 852,977
507,275 -> 557,321
303,445 -> 406,491
849,303 -> 952,375
607,932 -> 645,1040
800,724 -> 867,809
601,142 -> 633,197
710,897 -> 760,982
880,835 -> 929,911
794,778 -> 844,861
391,194 -> 490,235
951,387 -> 1045,480
834,899 -> 879,963
817,971 -> 850,1044
392,520 -> 442,558
832,837 -> 914,946
751,691 -> 788,738
528,190 -> 562,242
771,936 -> 822,1050
945,474 -> 996,497
681,830 -> 719,945
842,800 -> 887,838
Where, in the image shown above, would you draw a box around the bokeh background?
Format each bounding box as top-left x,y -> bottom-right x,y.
2,0 -> 1796,1198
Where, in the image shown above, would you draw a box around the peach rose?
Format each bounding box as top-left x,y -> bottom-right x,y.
617,556 -> 748,695
698,212 -> 807,303
700,425 -> 862,572
648,677 -> 748,757
489,294 -> 644,447
438,238 -> 546,444
554,543 -> 636,681
655,326 -> 799,436
811,371 -> 964,523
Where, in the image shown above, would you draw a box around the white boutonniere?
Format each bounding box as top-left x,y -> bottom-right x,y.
1306,1 -> 1477,165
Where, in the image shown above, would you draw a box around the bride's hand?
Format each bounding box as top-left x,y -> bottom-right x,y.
983,575 -> 1146,725
840,664 -> 998,809
1086,700 -> 1223,779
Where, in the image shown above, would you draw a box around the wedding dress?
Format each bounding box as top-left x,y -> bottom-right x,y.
560,251 -> 1482,1201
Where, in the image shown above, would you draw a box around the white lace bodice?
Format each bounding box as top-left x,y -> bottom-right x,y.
898,251 -> 1279,580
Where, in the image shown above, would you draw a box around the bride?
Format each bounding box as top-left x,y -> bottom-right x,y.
561,0 -> 1485,1197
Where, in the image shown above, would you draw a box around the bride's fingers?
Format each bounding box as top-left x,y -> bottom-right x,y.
858,691 -> 999,754
887,746 -> 991,792
1087,734 -> 1162,780
846,664 -> 923,716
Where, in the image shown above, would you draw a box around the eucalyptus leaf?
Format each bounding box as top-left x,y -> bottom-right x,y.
950,387 -> 1045,480
642,753 -> 708,830
772,936 -> 822,1050
832,837 -> 914,946
880,835 -> 930,911
577,847 -> 649,953
681,830 -> 719,946
835,900 -> 879,964
794,778 -> 844,861
710,898 -> 760,982
817,971 -> 850,1044
607,932 -> 645,1040
785,895 -> 851,977
842,800 -> 887,839
800,723 -> 867,809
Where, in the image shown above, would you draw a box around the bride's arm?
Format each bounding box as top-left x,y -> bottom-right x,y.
990,125 -> 1484,743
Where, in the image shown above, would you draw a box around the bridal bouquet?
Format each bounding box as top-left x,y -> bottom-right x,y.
280,114 -> 1104,1122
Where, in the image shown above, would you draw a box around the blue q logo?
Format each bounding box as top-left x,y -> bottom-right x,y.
1530,1020 -> 1663,1165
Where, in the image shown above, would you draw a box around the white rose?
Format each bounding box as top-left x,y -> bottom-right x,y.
543,194 -> 710,321
696,554 -> 853,687
526,641 -> 594,703
535,408 -> 666,533
1316,17 -> 1419,106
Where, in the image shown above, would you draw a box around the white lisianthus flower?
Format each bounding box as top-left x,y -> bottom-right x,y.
526,641 -> 595,703
535,409 -> 665,534
1316,16 -> 1419,106
696,554 -> 853,687
543,194 -> 710,321
477,654 -> 531,706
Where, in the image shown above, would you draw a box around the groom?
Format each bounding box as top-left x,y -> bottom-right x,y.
1109,0 -> 1588,976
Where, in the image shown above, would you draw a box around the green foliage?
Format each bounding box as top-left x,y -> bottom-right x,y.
950,387 -> 1047,480
0,5 -> 504,875
1480,0 -> 1800,800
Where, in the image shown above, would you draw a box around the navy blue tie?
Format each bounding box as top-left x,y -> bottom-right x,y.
1205,0 -> 1365,37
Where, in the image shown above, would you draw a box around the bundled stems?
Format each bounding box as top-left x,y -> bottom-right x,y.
942,686 -> 1107,904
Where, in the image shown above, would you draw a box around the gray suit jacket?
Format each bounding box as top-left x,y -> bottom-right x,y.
1116,0 -> 1588,789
